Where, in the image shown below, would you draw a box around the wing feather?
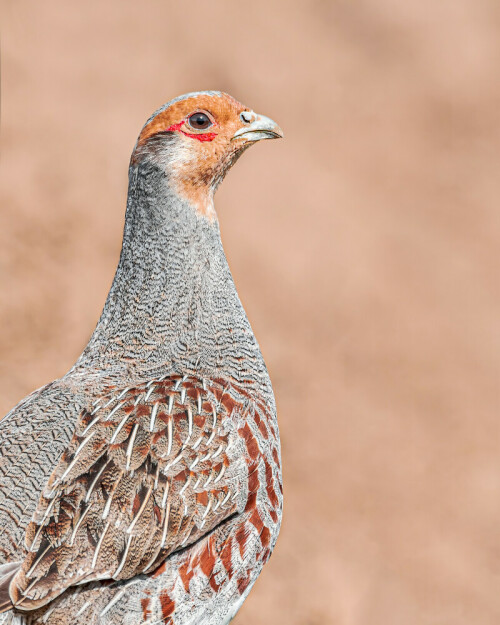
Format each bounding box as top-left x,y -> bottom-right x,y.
9,375 -> 244,611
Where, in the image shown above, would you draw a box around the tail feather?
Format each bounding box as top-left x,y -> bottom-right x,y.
0,561 -> 21,613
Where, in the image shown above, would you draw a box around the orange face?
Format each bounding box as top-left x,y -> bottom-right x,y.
132,91 -> 283,220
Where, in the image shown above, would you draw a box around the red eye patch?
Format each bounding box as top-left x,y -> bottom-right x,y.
166,121 -> 217,143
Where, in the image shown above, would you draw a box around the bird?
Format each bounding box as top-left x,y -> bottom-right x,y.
0,91 -> 283,625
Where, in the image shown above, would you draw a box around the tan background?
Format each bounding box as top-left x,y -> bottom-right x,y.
1,1 -> 500,623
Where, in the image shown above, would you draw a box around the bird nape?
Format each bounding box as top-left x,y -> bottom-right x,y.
0,91 -> 283,625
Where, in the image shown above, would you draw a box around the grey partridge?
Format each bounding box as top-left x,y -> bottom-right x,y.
0,91 -> 283,625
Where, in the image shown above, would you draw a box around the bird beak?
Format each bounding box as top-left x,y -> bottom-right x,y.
232,112 -> 284,143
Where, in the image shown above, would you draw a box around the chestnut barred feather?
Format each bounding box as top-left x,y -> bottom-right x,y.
10,376 -> 256,609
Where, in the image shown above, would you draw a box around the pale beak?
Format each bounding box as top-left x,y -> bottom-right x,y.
232,111 -> 284,142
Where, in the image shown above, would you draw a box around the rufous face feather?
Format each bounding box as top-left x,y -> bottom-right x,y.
132,91 -> 283,220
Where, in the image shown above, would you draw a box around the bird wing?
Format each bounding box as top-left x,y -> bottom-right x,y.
7,374 -> 247,612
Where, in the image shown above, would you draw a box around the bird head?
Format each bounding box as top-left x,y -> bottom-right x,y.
131,91 -> 283,220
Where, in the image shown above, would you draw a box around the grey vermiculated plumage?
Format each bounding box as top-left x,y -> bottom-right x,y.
81,156 -> 267,380
0,92 -> 283,624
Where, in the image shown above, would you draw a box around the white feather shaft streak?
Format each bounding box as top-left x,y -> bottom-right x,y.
91,521 -> 111,569
60,431 -> 96,481
26,543 -> 51,577
213,463 -> 226,484
85,461 -> 110,503
30,498 -> 56,551
125,423 -> 140,470
161,479 -> 170,509
113,537 -> 133,579
107,400 -> 127,420
167,417 -> 173,455
81,415 -> 101,436
149,402 -> 159,432
126,485 -> 153,534
100,588 -> 126,617
101,471 -> 123,520
69,503 -> 93,546
159,501 -> 171,549
179,473 -> 192,495
74,601 -> 92,618
109,406 -> 132,444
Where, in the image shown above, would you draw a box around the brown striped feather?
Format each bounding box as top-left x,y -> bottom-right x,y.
7,375 -> 270,612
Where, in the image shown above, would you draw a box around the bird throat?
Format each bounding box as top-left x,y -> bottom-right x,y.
77,162 -> 262,382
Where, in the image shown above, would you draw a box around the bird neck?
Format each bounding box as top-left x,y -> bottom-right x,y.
76,161 -> 267,385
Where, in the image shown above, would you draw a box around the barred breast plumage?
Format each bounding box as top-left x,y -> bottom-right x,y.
0,91 -> 283,625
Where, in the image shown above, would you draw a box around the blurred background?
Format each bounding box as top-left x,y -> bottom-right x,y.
1,1 -> 499,623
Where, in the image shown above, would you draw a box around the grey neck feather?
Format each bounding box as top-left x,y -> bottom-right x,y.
75,160 -> 268,386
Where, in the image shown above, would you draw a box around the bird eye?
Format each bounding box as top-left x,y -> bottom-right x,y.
187,112 -> 213,130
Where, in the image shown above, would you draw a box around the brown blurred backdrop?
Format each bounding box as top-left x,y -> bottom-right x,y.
1,1 -> 500,623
